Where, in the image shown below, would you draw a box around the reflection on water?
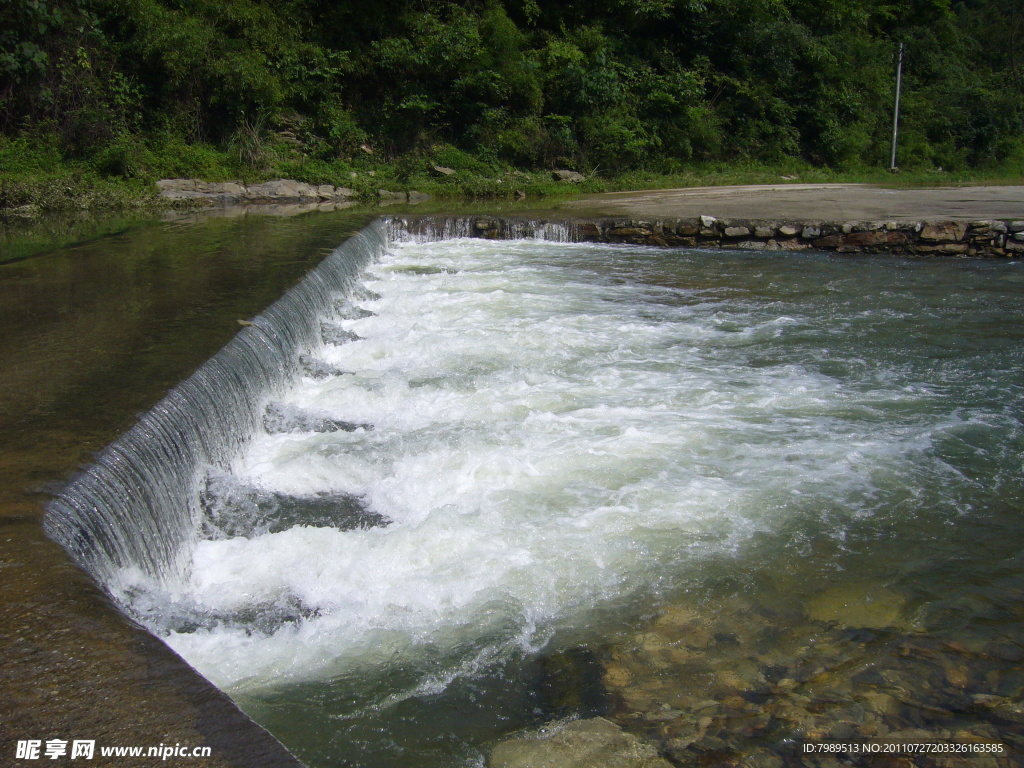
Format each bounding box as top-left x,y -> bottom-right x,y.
113,239 -> 1023,767
0,211 -> 154,266
0,210 -> 377,456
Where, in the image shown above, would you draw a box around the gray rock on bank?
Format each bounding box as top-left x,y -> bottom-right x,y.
158,178 -> 433,206
552,170 -> 586,183
157,178 -> 356,204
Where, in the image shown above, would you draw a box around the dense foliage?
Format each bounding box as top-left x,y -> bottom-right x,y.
1,0 -> 1022,187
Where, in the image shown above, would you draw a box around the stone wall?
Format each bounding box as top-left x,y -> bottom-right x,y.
156,178 -> 431,206
467,216 -> 1024,258
157,178 -> 356,204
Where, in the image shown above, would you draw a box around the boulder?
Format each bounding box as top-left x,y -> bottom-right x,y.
972,694 -> 1024,725
156,179 -> 204,199
156,178 -> 197,192
158,177 -> 356,205
203,182 -> 246,196
813,234 -> 843,249
842,231 -> 909,247
377,189 -> 407,203
915,243 -> 970,255
489,718 -> 672,768
245,179 -> 320,201
723,226 -> 751,238
609,226 -> 653,237
552,170 -> 585,183
919,221 -> 968,243
156,178 -> 247,202
698,215 -> 719,236
805,582 -> 907,629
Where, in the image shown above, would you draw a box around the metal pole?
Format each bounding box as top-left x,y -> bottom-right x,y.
890,42 -> 904,172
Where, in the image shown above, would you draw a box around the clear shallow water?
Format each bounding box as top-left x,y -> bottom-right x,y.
128,239 -> 1024,767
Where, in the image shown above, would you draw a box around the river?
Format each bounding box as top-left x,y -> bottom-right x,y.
6,211 -> 1024,767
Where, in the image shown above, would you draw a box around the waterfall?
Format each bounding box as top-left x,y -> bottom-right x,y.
387,215 -> 577,243
44,215 -> 584,596
44,220 -> 390,592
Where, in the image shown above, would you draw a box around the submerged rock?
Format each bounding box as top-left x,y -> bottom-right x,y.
200,480 -> 388,538
320,322 -> 362,345
805,582 -> 907,630
298,353 -> 353,379
263,402 -> 372,434
489,717 -> 672,768
333,301 -> 376,320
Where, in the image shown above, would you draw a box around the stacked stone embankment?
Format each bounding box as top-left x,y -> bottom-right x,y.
469,216 -> 1024,258
156,178 -> 431,205
157,178 -> 356,204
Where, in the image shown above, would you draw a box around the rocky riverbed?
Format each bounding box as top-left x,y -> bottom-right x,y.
489,583 -> 1023,768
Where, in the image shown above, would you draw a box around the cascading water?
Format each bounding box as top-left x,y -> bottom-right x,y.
44,215 -> 586,633
387,215 -> 576,244
44,220 -> 390,591
44,220 -> 1024,768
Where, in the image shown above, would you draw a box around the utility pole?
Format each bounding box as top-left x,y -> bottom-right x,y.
890,42 -> 904,172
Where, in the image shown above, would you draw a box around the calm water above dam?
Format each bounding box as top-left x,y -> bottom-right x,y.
15,215 -> 1024,767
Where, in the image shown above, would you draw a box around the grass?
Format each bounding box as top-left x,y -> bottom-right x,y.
2,132 -> 1022,215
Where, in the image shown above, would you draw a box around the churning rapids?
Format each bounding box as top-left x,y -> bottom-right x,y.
47,221 -> 1024,767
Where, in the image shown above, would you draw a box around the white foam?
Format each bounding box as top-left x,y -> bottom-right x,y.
138,239 -> 979,692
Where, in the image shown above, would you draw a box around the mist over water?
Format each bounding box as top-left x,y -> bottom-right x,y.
122,238 -> 1023,767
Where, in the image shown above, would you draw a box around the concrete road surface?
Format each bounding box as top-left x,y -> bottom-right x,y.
559,183 -> 1024,222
